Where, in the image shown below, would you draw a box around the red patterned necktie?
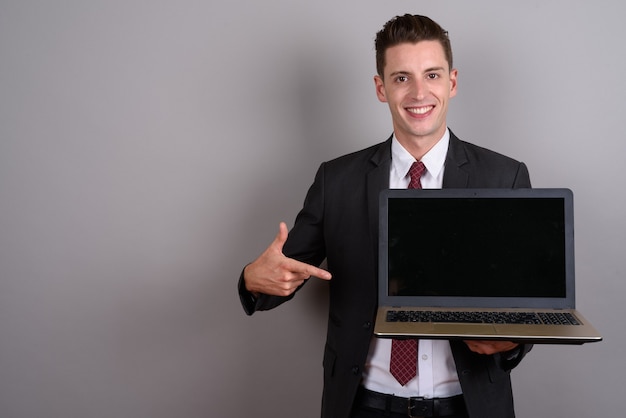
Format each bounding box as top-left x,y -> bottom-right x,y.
407,160 -> 426,190
389,160 -> 425,386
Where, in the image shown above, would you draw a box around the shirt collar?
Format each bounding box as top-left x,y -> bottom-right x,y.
391,128 -> 450,181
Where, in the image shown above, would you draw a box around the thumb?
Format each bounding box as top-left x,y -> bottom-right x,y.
271,222 -> 289,253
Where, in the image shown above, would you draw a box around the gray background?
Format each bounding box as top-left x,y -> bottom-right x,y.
1,1 -> 623,417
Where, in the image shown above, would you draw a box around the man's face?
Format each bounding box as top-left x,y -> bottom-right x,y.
374,41 -> 457,148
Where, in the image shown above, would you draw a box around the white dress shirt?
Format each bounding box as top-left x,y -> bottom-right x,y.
361,128 -> 463,399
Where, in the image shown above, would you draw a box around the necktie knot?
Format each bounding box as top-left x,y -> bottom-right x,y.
408,161 -> 426,189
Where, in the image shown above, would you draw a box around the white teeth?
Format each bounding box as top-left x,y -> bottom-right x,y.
407,106 -> 433,114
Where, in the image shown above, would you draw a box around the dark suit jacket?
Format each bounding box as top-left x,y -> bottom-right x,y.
240,131 -> 533,418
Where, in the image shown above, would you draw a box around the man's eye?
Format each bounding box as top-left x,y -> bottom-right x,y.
396,76 -> 408,82
427,73 -> 439,79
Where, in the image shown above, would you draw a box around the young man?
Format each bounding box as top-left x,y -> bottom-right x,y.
239,14 -> 532,418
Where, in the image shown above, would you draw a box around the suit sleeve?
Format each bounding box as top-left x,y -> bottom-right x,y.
237,163 -> 327,315
499,343 -> 533,371
512,162 -> 532,188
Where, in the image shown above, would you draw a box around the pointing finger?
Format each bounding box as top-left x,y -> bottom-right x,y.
286,258 -> 332,281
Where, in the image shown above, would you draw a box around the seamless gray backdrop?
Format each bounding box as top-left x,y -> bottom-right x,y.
0,1 -> 624,417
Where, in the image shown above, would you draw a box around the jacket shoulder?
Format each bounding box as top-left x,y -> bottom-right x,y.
452,135 -> 522,166
327,139 -> 389,163
447,132 -> 531,188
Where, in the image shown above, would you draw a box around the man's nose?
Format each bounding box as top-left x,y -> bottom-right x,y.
409,79 -> 427,100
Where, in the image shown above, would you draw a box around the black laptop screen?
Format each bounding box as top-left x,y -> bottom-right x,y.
387,196 -> 567,299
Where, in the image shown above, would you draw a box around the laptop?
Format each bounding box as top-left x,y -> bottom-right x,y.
374,188 -> 602,344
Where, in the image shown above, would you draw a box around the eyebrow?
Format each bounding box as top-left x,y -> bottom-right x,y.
389,71 -> 411,78
424,66 -> 446,73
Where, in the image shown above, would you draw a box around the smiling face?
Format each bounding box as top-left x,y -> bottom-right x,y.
374,40 -> 457,157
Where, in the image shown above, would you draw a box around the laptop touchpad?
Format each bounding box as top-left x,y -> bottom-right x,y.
431,324 -> 497,337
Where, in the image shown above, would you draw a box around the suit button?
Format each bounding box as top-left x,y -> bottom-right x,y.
362,321 -> 371,329
351,366 -> 360,375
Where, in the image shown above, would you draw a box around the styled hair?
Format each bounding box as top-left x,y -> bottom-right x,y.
375,14 -> 453,77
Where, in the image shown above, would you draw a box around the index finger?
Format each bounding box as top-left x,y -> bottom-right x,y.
285,257 -> 332,281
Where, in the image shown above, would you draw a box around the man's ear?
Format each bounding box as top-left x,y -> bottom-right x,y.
449,68 -> 458,98
374,75 -> 388,103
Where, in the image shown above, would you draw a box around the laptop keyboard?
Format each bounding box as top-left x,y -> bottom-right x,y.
385,310 -> 581,325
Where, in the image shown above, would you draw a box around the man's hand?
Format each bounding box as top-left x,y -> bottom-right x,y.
243,222 -> 332,297
463,340 -> 519,355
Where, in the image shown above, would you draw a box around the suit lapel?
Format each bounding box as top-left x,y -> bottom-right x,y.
442,131 -> 470,189
367,137 -> 392,256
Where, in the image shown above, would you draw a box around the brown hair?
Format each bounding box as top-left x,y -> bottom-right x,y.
375,14 -> 453,77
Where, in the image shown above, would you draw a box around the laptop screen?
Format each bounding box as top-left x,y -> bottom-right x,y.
379,188 -> 576,309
